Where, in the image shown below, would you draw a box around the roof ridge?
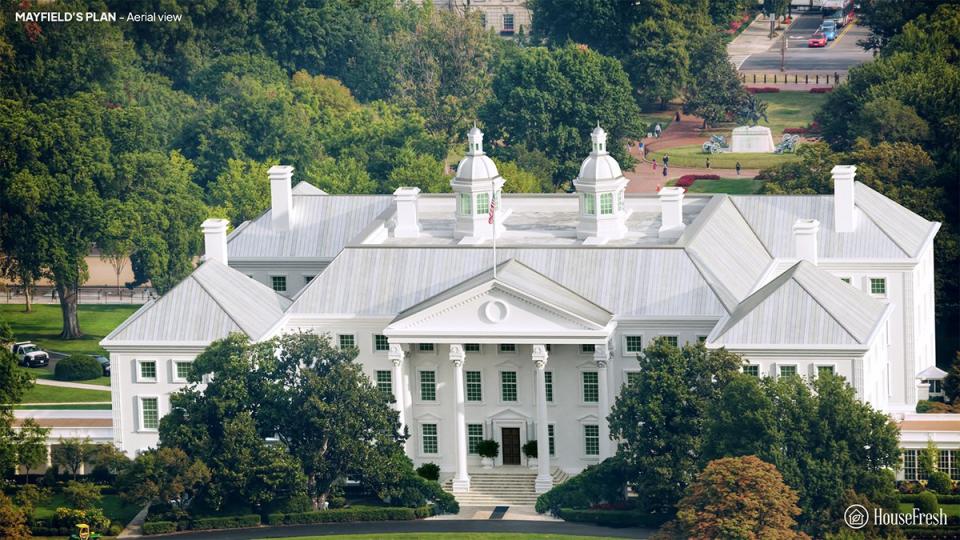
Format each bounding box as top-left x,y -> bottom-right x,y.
713,262 -> 801,339
790,263 -> 862,344
727,196 -> 774,259
854,182 -> 920,257
189,262 -> 257,337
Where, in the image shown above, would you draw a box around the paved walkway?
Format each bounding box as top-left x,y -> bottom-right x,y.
119,505 -> 150,538
140,520 -> 653,539
33,378 -> 108,391
624,113 -> 759,193
727,14 -> 781,68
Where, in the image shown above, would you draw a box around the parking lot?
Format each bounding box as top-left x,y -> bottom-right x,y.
739,12 -> 873,72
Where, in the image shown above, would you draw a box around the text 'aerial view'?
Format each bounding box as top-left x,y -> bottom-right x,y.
1,0 -> 959,538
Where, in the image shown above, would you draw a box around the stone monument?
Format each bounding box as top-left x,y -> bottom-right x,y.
730,95 -> 775,153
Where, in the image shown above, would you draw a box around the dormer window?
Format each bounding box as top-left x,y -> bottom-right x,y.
475,192 -> 490,214
458,193 -> 472,215
600,193 -> 614,215
583,193 -> 596,215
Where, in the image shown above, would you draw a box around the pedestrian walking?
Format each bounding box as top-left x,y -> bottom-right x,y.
652,158 -> 657,171
662,166 -> 668,177
736,161 -> 742,176
675,111 -> 681,122
706,157 -> 711,169
654,123 -> 662,138
663,154 -> 670,167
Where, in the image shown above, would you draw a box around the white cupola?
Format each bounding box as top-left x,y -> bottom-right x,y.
573,125 -> 630,244
451,126 -> 508,241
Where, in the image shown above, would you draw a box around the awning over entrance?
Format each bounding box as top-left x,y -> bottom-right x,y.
383,259 -> 616,344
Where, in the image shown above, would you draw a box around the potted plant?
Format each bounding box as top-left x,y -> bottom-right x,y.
523,440 -> 538,469
477,439 -> 499,468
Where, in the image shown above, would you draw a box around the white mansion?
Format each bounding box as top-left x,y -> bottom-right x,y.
102,126 -> 940,494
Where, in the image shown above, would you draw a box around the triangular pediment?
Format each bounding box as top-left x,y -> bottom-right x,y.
490,408 -> 532,421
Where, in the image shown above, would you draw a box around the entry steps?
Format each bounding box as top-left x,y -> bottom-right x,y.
442,467 -> 570,507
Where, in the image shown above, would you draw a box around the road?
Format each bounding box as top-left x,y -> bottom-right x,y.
739,12 -> 873,72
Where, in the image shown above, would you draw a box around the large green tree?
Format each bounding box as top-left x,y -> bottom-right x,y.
607,340 -> 744,517
118,447 -> 211,511
481,44 -> 642,187
683,32 -> 752,128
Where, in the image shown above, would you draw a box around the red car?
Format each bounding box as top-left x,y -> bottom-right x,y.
808,32 -> 827,48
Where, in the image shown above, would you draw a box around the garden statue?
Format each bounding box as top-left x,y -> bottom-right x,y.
737,96 -> 769,127
774,133 -> 801,154
702,135 -> 729,154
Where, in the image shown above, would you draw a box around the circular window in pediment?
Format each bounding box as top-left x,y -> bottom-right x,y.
483,300 -> 509,323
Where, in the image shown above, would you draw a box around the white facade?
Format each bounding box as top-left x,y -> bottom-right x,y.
102,128 -> 941,492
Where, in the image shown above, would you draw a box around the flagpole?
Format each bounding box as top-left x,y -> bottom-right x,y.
492,179 -> 497,279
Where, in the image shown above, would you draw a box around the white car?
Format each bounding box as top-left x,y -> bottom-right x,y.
10,341 -> 49,368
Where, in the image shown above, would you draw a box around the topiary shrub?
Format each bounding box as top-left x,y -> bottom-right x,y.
416,462 -> 440,481
928,471 -> 954,494
917,490 -> 939,515
476,439 -> 499,458
54,355 -> 103,381
523,440 -> 538,458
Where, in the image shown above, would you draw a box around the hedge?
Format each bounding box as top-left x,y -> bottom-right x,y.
267,505 -> 432,525
54,354 -> 103,381
901,493 -> 960,504
142,521 -> 177,535
810,87 -> 833,93
747,87 -> 780,93
189,514 -> 261,530
557,508 -> 668,528
901,526 -> 960,538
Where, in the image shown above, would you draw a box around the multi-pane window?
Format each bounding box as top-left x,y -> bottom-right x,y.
817,365 -> 835,377
271,275 -> 287,292
779,365 -> 798,378
583,193 -> 596,215
422,424 -> 438,454
338,334 -> 355,349
599,193 -> 614,215
625,336 -> 643,353
502,13 -> 514,32
545,371 -> 554,402
476,192 -> 490,215
376,370 -> 392,395
582,371 -> 599,403
139,360 -> 157,381
140,397 -> 159,430
466,371 -> 483,402
548,424 -> 556,456
458,193 -> 471,215
662,336 -> 679,347
374,334 -> 390,351
479,12 -> 486,27
419,371 -> 436,401
584,425 -> 600,456
468,424 -> 483,454
626,371 -> 641,386
942,450 -> 960,480
419,343 -> 435,352
501,371 -> 518,402
465,343 -> 481,353
903,449 -> 919,480
743,365 -> 760,377
304,275 -> 315,284
697,336 -> 708,343
175,361 -> 191,381
870,278 -> 887,295
499,344 -> 516,353
580,344 -> 595,354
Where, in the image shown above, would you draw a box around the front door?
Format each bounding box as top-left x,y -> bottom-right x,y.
502,427 -> 521,465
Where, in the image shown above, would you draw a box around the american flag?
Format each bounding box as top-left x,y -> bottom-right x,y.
488,192 -> 496,225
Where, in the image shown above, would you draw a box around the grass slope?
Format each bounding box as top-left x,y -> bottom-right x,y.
21,366 -> 110,387
756,92 -> 828,137
33,490 -> 141,528
18,383 -> 111,405
669,178 -> 765,194
648,144 -> 799,169
0,304 -> 139,356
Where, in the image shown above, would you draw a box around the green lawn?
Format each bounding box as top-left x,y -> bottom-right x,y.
20,366 -> 111,387
17,383 -> 111,405
755,92 -> 829,137
648,144 -> 799,170
0,304 -> 138,356
278,533 -> 624,540
639,111 -> 675,136
32,490 -> 141,528
13,403 -> 111,410
898,502 -> 960,516
669,178 -> 765,195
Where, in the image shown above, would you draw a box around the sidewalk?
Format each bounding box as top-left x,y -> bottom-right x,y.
728,14 -> 778,68
33,378 -> 109,391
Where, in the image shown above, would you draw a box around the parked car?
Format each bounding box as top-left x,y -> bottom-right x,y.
820,20 -> 838,41
94,355 -> 111,376
10,341 -> 49,368
808,32 -> 827,48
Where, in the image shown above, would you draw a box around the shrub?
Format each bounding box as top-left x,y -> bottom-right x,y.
557,507 -> 667,528
189,514 -> 260,530
917,490 -> 939,514
536,457 -> 632,516
747,87 -> 780,94
53,507 -> 110,532
898,481 -> 923,494
476,439 -> 499,458
381,473 -> 459,515
267,505 -> 432,525
810,87 -> 833,93
142,521 -> 177,535
675,174 -> 720,188
63,480 -> 102,509
416,462 -> 440,481
54,355 -> 103,381
523,440 -> 538,458
928,471 -> 954,494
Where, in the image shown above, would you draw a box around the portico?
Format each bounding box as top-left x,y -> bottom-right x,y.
383,260 -> 616,493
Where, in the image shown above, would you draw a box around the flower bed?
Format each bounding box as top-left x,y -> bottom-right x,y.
675,174 -> 721,188
747,87 -> 780,94
810,87 -> 833,93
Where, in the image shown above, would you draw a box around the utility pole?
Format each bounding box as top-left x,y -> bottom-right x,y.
780,30 -> 787,72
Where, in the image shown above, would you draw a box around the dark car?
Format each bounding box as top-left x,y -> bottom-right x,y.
94,355 -> 111,376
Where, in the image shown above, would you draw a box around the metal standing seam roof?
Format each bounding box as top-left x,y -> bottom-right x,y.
226,193 -> 393,259
709,261 -> 889,346
289,247 -> 728,318
682,196 -> 773,312
853,182 -> 938,258
102,260 -> 290,344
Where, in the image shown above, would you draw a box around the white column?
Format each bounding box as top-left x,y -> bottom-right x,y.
450,344 -> 470,492
388,344 -> 406,436
533,344 -> 553,493
594,344 -> 612,459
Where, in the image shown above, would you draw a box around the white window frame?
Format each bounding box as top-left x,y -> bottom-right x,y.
137,395 -> 160,432
579,344 -> 596,356
269,273 -> 288,293
375,369 -> 393,395
373,334 -> 390,352
338,333 -> 356,350
582,193 -> 596,216
136,359 -> 158,383
498,343 -> 518,355
467,423 -> 484,454
548,423 -> 556,456
623,369 -> 641,387
499,368 -> 519,403
869,277 -> 887,297
417,368 -> 438,403
302,273 -> 316,285
813,363 -> 837,379
464,343 -> 482,353
777,364 -> 799,378
465,369 -> 484,404
742,364 -> 761,378
419,422 -> 440,457
171,360 -> 193,383
659,335 -> 679,347
622,335 -> 643,355
417,343 -> 436,354
581,370 -> 600,405
545,370 -> 554,404
583,423 -> 600,458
